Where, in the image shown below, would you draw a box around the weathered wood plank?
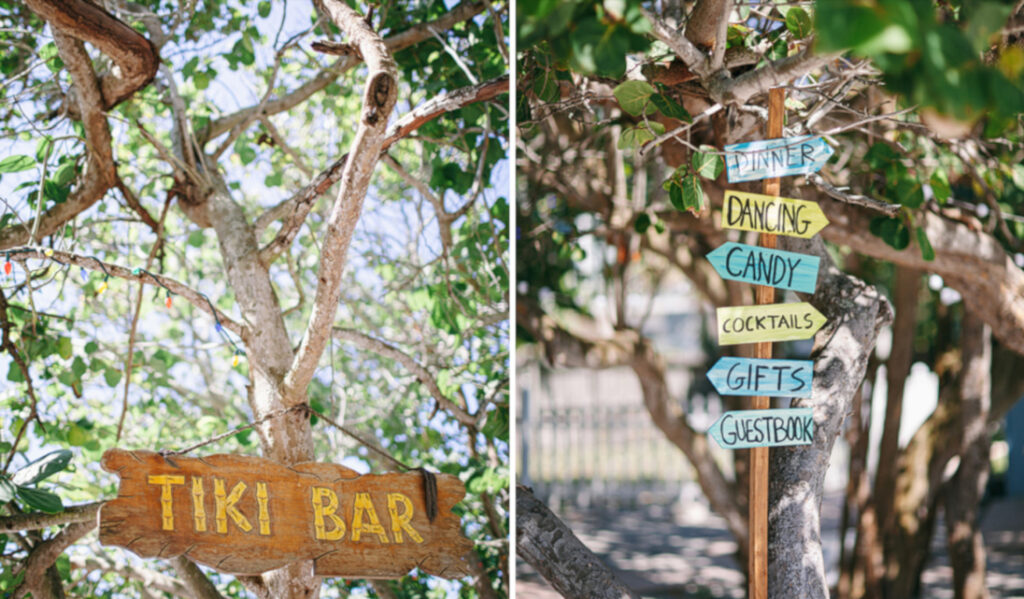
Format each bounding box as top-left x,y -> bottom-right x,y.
715,302 -> 827,345
723,135 -> 833,183
720,190 -> 829,238
99,449 -> 473,579
707,242 -> 820,293
706,357 -> 814,398
707,408 -> 815,450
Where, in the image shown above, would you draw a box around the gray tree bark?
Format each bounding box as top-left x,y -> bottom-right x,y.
516,486 -> 639,599
768,235 -> 893,599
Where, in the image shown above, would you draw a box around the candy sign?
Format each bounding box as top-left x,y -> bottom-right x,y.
707,242 -> 820,293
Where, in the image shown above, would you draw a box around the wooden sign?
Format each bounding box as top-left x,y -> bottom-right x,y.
721,190 -> 829,238
723,135 -> 833,183
707,242 -> 820,293
708,407 -> 814,450
716,302 -> 826,345
99,449 -> 472,579
706,357 -> 814,398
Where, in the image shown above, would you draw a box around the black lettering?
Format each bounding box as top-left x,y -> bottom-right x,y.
726,245 -> 744,276
754,365 -> 769,390
790,367 -> 806,392
801,142 -> 814,166
721,414 -> 737,444
772,417 -> 787,444
785,257 -> 801,287
726,363 -> 744,390
801,415 -> 813,440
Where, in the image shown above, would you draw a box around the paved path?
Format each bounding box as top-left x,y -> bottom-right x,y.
516,494 -> 1024,598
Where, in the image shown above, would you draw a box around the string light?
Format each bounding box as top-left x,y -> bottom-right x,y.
3,246 -> 246,367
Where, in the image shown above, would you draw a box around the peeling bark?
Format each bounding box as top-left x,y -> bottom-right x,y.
768,235 -> 893,599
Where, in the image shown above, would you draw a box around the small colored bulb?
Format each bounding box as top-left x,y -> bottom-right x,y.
97,279 -> 108,295
165,294 -> 172,308
43,248 -> 53,257
131,267 -> 141,275
232,353 -> 240,367
3,261 -> 11,276
215,322 -> 223,333
80,267 -> 88,282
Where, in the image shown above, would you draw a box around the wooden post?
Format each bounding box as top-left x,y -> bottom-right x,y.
749,87 -> 785,599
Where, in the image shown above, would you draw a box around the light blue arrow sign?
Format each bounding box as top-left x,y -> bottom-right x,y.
707,407 -> 814,450
707,242 -> 820,293
706,357 -> 814,398
723,136 -> 834,183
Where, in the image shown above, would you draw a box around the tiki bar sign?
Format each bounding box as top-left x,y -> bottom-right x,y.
99,449 -> 472,579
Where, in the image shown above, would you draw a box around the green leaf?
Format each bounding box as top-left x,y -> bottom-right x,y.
52,161 -> 77,186
187,230 -> 205,248
916,227 -> 935,261
650,93 -> 690,121
57,337 -> 72,360
11,450 -> 72,486
633,213 -> 651,234
617,122 -> 664,149
0,477 -> 15,503
869,216 -> 910,250
930,171 -> 951,203
896,179 -> 925,209
0,155 -> 35,173
785,8 -> 812,38
103,367 -> 122,388
6,362 -> 24,383
679,172 -> 704,214
15,486 -> 62,513
691,147 -> 724,179
481,407 -> 508,442
258,1 -> 271,18
613,80 -> 656,116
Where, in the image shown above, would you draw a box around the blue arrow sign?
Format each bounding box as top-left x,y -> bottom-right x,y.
707,242 -> 820,293
723,136 -> 834,183
707,407 -> 814,450
706,357 -> 814,398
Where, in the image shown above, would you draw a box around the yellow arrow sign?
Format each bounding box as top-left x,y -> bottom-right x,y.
716,302 -> 827,345
721,190 -> 829,238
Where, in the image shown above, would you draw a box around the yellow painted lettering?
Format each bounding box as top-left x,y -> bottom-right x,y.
311,487 -> 345,541
387,493 -> 423,544
351,492 -> 389,544
147,474 -> 184,531
191,477 -> 206,532
256,481 -> 271,536
213,478 -> 252,533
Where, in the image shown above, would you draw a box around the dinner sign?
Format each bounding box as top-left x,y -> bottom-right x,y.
99,449 -> 472,579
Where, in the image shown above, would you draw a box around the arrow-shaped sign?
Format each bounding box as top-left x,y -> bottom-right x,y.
721,190 -> 829,239
723,135 -> 834,183
707,242 -> 820,293
706,357 -> 814,398
707,407 -> 814,450
716,302 -> 826,345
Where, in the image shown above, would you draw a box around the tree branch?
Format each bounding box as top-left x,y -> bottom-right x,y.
200,1 -> 485,144
283,0 -> 399,402
13,520 -> 96,599
333,327 -> 477,427
5,248 -> 245,338
817,195 -> 1024,356
256,76 -> 508,265
0,31 -> 115,251
171,556 -> 226,599
640,7 -> 711,77
516,485 -> 640,599
71,554 -> 189,597
715,45 -> 842,104
24,0 -> 158,109
0,502 -> 101,533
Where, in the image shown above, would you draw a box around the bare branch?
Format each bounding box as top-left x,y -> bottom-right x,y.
5,248 -> 245,338
807,173 -> 901,217
333,327 -> 477,427
817,195 -> 1024,356
517,485 -> 640,599
0,32 -> 114,251
24,0 -> 158,108
13,520 -> 96,599
715,46 -> 842,104
283,0 -> 399,401
200,1 -> 485,143
257,76 -> 507,264
171,556 -> 226,599
71,554 -> 188,597
640,7 -> 711,77
0,502 -> 101,533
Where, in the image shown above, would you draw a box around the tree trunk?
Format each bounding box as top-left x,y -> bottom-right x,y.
768,235 -> 893,599
943,309 -> 992,599
516,486 -> 639,599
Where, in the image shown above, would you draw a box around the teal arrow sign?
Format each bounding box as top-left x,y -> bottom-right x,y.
707,407 -> 814,450
706,357 -> 814,398
707,242 -> 820,293
723,136 -> 834,183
